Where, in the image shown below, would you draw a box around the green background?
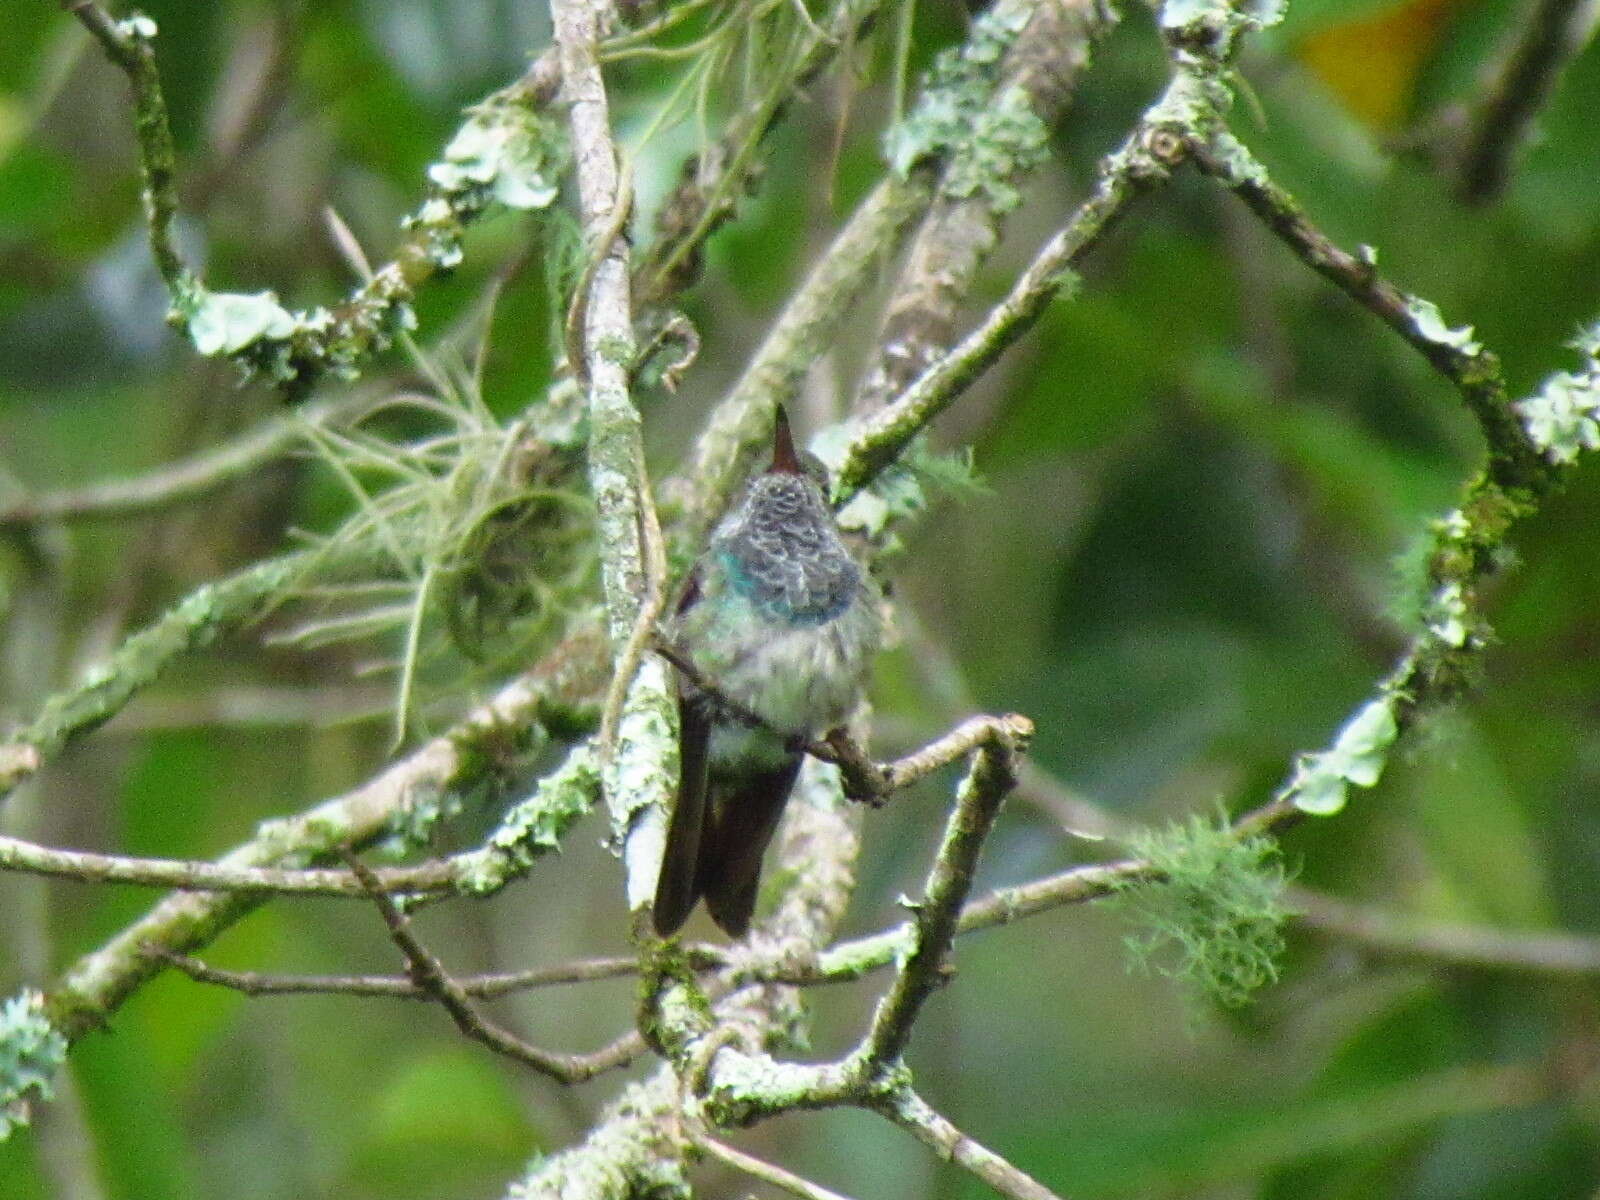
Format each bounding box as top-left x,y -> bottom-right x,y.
3,0 -> 1600,1196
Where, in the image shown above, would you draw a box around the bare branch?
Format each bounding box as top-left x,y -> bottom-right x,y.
693,1131 -> 862,1200
1189,129 -> 1551,494
872,1087 -> 1066,1200
148,947 -> 640,997
343,852 -> 632,1084
1457,0 -> 1600,204
0,396 -> 364,529
1291,887 -> 1600,976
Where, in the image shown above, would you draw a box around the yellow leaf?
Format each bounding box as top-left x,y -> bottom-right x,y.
1294,0 -> 1467,130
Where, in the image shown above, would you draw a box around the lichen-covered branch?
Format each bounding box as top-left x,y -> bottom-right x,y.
71,1 -> 567,392
1270,330 -> 1600,816
0,548 -> 347,802
669,0 -> 1117,554
61,4 -> 185,288
853,716 -> 1030,1074
832,95 -> 1180,500
37,652 -> 601,1044
0,736 -> 597,899
552,0 -> 677,923
854,0 -> 1117,416
1190,130 -> 1553,494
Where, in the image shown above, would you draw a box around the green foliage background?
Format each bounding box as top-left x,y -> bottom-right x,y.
3,0 -> 1600,1196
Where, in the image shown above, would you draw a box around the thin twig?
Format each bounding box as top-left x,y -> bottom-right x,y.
1456,0 -> 1600,204
148,946 -> 640,996
1189,129 -> 1551,494
0,396 -> 365,529
1291,887 -> 1600,976
872,1086 -> 1066,1200
343,851 -> 630,1084
693,1130 -> 862,1200
62,1 -> 186,287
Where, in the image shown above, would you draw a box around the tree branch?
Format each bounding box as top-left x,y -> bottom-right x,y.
0,396 -> 363,529
39,649 -> 602,1041
1291,886 -> 1600,976
853,0 -> 1118,416
552,0 -> 677,925
60,2 -> 185,287
0,546 -> 373,802
834,77 -> 1187,500
1456,0 -> 1600,204
871,1087 -> 1066,1200
1189,129 -> 1552,494
149,946 -> 641,997
343,851 -> 631,1084
692,1130 -> 862,1200
853,716 -> 1031,1075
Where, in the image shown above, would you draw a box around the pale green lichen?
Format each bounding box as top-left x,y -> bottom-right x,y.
1436,508 -> 1471,539
814,422 -> 984,540
1280,696 -> 1400,816
1515,367 -> 1600,465
118,14 -> 159,40
1568,321 -> 1600,360
1424,581 -> 1471,648
429,101 -> 569,212
507,1079 -> 689,1199
1160,0 -> 1285,37
457,741 -> 601,895
179,286 -> 308,356
1115,812 -> 1289,1010
604,660 -> 679,912
161,92 -> 561,387
0,990 -> 68,1142
1406,297 -> 1483,357
882,2 -> 1048,212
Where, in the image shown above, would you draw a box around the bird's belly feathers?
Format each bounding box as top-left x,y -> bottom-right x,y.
686,590 -> 879,752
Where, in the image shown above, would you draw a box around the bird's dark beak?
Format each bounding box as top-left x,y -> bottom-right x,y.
770,405 -> 804,475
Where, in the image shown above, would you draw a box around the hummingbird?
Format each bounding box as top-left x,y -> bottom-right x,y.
652,406 -> 882,938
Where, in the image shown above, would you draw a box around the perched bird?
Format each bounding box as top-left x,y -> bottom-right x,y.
652,407 -> 881,938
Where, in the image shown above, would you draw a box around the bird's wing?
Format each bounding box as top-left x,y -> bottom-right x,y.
652,682 -> 712,936
700,753 -> 803,938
